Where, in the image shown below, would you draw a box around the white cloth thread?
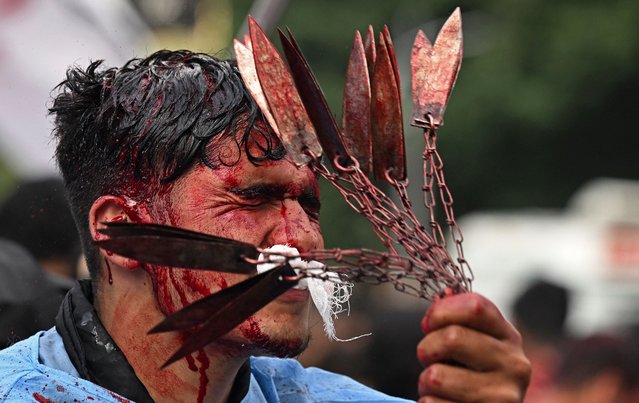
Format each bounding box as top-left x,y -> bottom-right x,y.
257,245 -> 370,341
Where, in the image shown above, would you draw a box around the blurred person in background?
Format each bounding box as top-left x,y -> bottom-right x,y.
0,177 -> 81,295
512,277 -> 571,403
0,239 -> 63,349
541,332 -> 639,403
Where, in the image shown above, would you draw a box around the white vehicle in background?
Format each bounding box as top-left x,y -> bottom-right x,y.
461,177 -> 639,335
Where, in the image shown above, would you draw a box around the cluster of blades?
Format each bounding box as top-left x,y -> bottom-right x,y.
95,8 -> 471,367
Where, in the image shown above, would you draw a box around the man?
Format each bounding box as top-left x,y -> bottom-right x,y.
0,50 -> 530,402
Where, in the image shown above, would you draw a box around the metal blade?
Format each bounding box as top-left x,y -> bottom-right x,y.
341,30 -> 372,175
371,31 -> 406,182
248,16 -> 321,166
382,25 -> 401,96
364,25 -> 376,82
234,39 -> 281,137
149,265 -> 289,334
161,264 -> 298,367
279,28 -> 352,170
95,223 -> 258,274
98,222 -> 244,243
411,7 -> 463,128
411,29 -> 433,126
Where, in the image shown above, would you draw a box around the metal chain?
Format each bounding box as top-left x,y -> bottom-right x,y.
302,139 -> 471,298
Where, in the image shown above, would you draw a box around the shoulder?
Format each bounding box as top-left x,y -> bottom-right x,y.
0,331 -> 45,401
0,330 -> 130,402
248,356 -> 414,402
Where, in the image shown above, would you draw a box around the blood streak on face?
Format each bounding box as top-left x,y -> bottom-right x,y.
195,350 -> 210,403
137,126 -> 323,359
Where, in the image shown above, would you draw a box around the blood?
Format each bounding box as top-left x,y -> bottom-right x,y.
280,202 -> 293,245
241,317 -> 304,358
195,350 -> 210,403
170,270 -> 190,307
107,391 -> 131,403
56,385 -> 65,392
185,353 -> 197,372
242,317 -> 269,345
32,393 -> 52,403
105,258 -> 113,285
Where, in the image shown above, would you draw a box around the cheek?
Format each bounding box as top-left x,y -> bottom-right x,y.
147,265 -> 232,316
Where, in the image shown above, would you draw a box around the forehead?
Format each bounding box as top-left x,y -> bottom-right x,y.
179,153 -> 319,196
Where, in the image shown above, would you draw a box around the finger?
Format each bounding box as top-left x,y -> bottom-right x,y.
418,363 -> 525,402
423,293 -> 519,342
417,325 -> 513,370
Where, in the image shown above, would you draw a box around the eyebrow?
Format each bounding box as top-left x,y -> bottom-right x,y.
228,184 -> 285,200
228,184 -> 320,204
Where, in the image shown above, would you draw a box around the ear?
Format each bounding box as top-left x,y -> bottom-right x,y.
90,195 -> 147,271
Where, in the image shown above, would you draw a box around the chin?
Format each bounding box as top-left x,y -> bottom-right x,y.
238,316 -> 310,358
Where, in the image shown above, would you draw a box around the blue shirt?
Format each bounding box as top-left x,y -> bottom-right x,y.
0,328 -> 412,402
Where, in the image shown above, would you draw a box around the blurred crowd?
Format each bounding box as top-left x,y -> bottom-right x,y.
298,278 -> 639,401
0,177 -> 84,349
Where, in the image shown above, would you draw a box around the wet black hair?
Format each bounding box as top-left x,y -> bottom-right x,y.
49,50 -> 285,282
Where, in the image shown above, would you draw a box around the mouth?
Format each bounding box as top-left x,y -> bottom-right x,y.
279,287 -> 310,302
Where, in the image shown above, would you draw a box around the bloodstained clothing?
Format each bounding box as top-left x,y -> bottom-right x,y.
0,281 -> 411,402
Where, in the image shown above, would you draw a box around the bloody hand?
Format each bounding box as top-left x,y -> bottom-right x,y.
417,293 -> 531,402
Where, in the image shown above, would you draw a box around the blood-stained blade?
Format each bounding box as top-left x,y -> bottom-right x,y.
234,39 -> 281,138
341,30 -> 372,175
149,264 -> 291,334
160,263 -> 298,367
98,222 -> 241,243
364,26 -> 376,82
382,26 -> 401,94
95,223 -> 258,274
279,28 -> 352,170
248,16 -> 322,166
371,30 -> 406,182
411,8 -> 463,128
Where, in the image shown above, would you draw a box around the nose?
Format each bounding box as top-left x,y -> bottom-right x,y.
265,198 -> 321,253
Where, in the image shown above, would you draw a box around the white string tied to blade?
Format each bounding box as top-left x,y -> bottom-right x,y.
257,245 -> 371,342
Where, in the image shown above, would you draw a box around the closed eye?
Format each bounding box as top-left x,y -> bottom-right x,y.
298,191 -> 321,220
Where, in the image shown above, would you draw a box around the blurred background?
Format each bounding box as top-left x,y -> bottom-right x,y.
1,0 -> 638,401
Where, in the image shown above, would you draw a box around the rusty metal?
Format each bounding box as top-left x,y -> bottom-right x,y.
341,30 -> 372,176
96,223 -> 258,274
246,16 -> 321,166
234,38 -> 281,138
159,263 -> 298,367
371,30 -> 406,182
278,28 -> 352,169
364,26 -> 376,83
95,10 -> 472,367
411,8 -> 463,128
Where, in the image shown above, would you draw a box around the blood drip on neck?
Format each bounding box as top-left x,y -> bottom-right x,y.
195,350 -> 210,403
105,258 -> 113,285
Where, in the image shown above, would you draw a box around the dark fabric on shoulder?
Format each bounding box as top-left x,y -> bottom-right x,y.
55,280 -> 154,403
229,361 -> 251,403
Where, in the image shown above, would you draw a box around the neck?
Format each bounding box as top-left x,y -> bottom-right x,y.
97,265 -> 248,403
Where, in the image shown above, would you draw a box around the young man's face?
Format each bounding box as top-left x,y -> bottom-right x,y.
142,132 -> 323,357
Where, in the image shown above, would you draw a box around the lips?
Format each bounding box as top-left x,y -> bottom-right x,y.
280,287 -> 310,302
